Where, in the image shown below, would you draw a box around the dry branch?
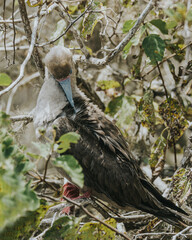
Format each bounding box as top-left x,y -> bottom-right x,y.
0,9 -> 40,97
18,0 -> 44,78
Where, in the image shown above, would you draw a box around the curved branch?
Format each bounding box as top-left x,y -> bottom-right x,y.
18,0 -> 44,78
0,13 -> 39,97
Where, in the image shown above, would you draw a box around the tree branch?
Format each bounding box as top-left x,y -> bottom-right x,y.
62,195 -> 131,240
10,114 -> 33,123
73,0 -> 156,67
18,0 -> 44,78
0,12 -> 40,97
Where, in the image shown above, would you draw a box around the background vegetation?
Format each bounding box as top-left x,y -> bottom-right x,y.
0,0 -> 192,239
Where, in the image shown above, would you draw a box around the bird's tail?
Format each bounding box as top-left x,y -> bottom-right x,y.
140,178 -> 192,228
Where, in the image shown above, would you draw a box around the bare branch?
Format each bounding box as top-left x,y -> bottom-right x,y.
10,115 -> 33,123
0,14 -> 39,97
172,226 -> 192,240
18,0 -> 45,78
12,0 -> 16,64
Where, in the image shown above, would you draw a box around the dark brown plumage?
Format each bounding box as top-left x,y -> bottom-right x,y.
34,46 -> 190,228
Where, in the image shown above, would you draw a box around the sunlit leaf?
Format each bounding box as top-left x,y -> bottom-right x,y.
57,132 -> 80,154
138,89 -> 156,135
79,218 -> 116,240
122,20 -> 136,33
142,34 -> 165,65
123,25 -> 146,58
53,155 -> 84,188
0,73 -> 12,86
26,0 -> 43,7
150,19 -> 168,34
123,41 -> 132,58
97,80 -> 120,90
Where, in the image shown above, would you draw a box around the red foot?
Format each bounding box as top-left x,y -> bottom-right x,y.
61,182 -> 91,215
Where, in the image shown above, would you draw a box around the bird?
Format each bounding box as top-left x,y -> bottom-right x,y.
32,46 -> 189,228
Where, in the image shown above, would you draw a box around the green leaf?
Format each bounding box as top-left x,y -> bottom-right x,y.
122,20 -> 136,33
79,218 -> 117,240
26,0 -> 43,7
142,34 -> 165,65
0,200 -> 48,240
105,95 -> 124,116
150,19 -> 168,34
0,73 -> 12,86
106,96 -> 136,133
138,89 -> 156,135
53,155 -> 84,188
123,41 -> 132,58
97,80 -> 120,90
44,216 -> 80,240
57,132 -> 80,154
166,20 -> 177,29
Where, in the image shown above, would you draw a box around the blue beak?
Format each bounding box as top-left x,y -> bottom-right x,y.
58,77 -> 76,113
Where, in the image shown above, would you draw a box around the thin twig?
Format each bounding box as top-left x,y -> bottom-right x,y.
156,61 -> 169,100
172,225 -> 192,240
38,0 -> 93,51
0,11 -> 40,97
10,114 -> 33,122
12,0 -> 16,64
62,195 -> 131,240
57,0 -> 90,58
3,0 -> 7,61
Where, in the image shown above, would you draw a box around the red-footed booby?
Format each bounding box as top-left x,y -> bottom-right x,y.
33,46 -> 189,228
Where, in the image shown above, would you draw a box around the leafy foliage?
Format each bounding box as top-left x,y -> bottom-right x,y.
44,216 -> 117,240
0,112 -> 39,231
97,80 -> 120,90
0,200 -> 48,240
